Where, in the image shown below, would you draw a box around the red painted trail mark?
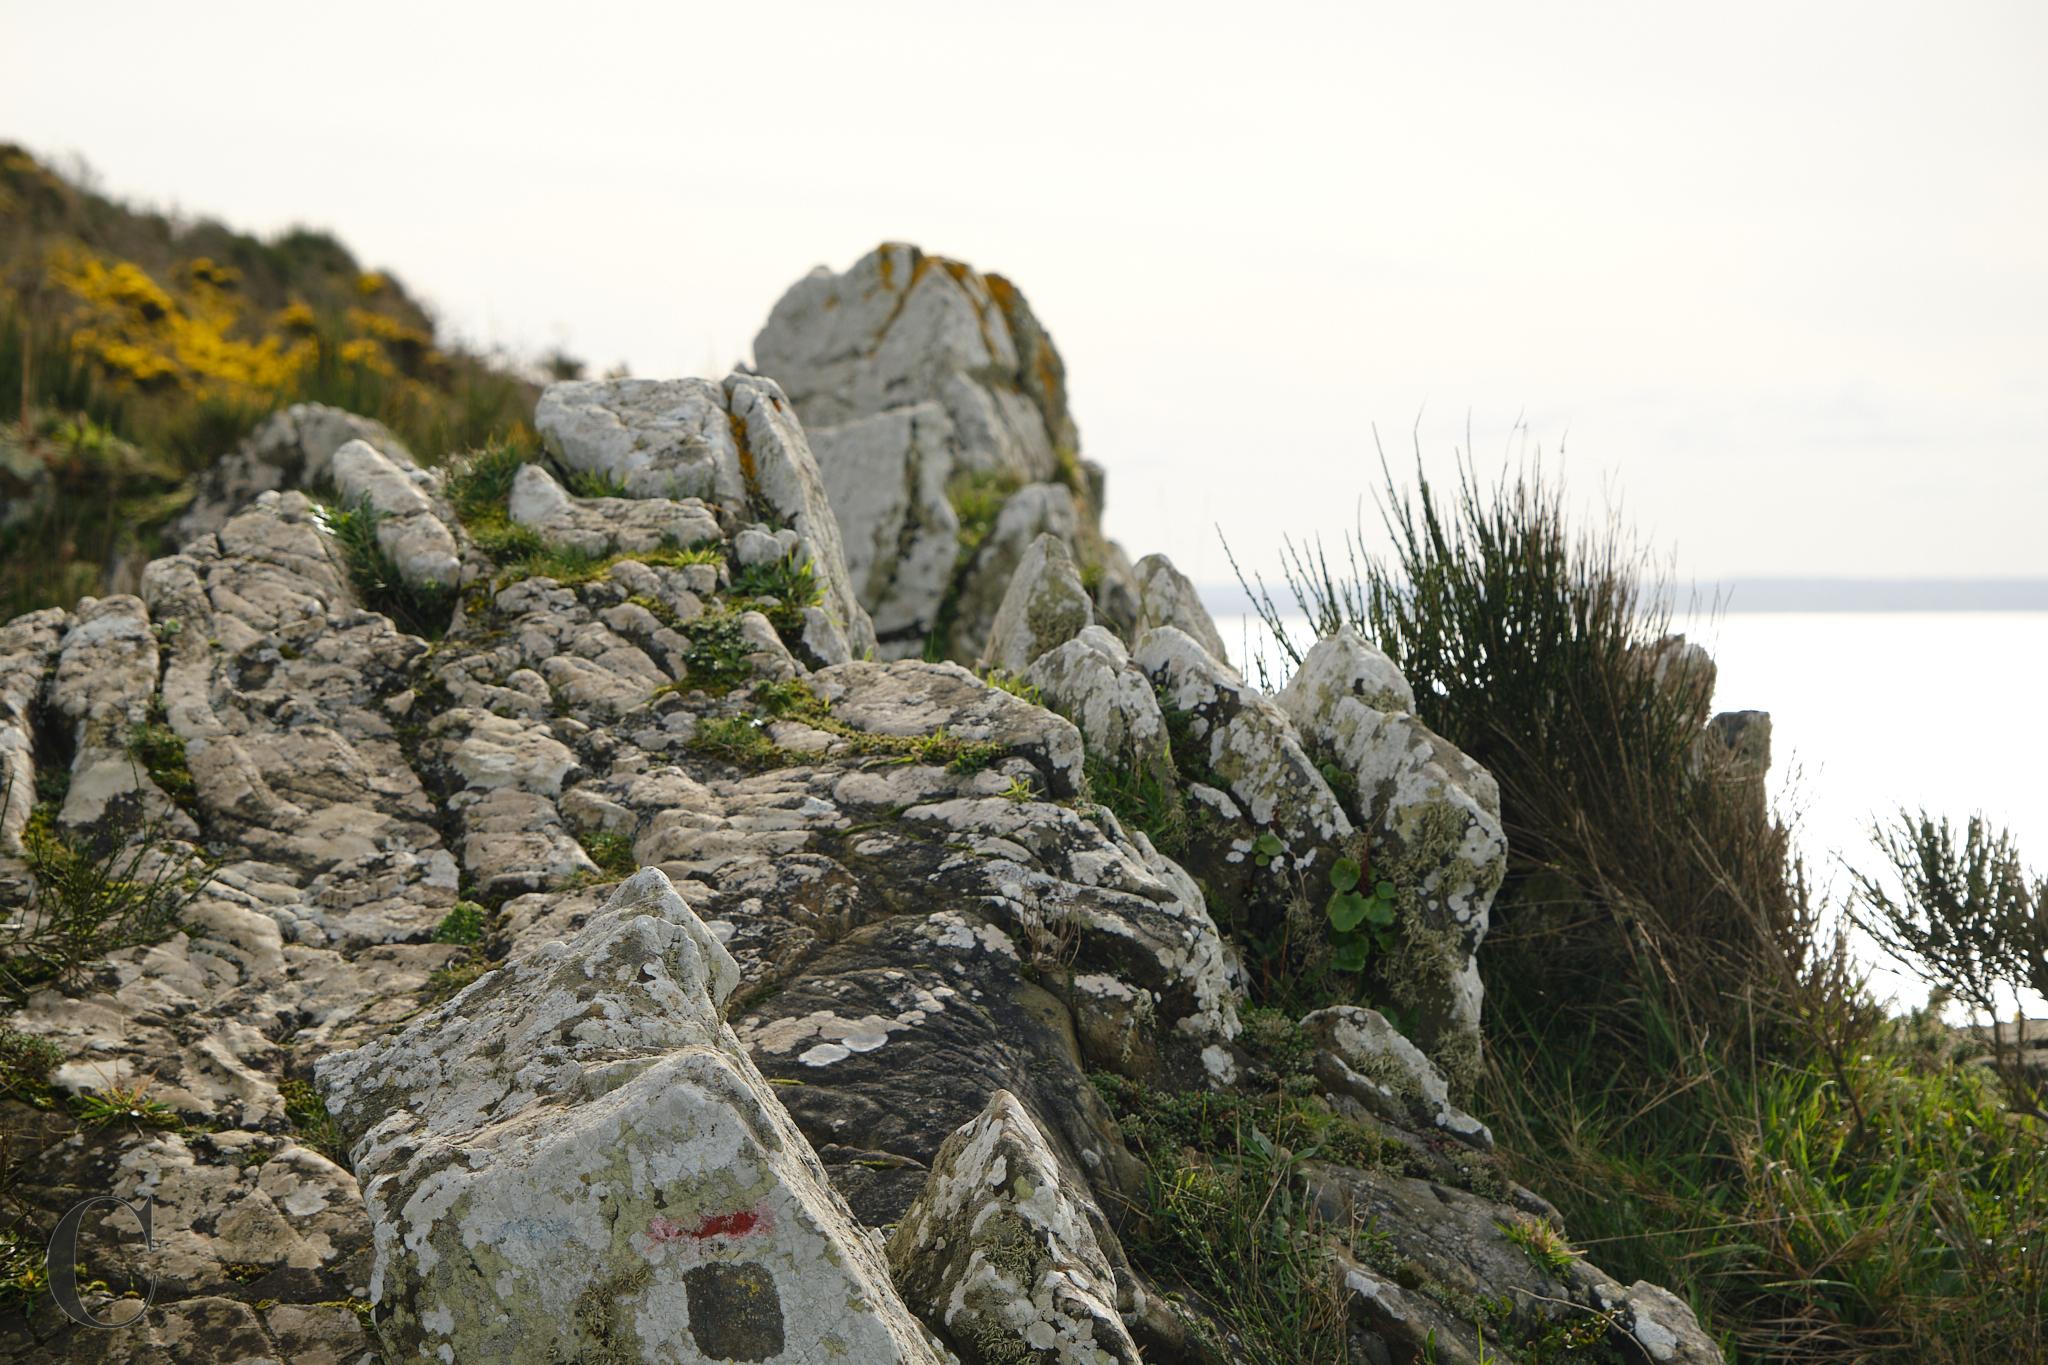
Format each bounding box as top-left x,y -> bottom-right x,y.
648,1208 -> 768,1243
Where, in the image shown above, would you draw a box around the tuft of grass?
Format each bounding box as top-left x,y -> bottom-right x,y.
730,552 -> 822,626
576,830 -> 636,879
72,1081 -> 178,1130
690,715 -> 787,770
1496,1213 -> 1579,1276
981,668 -> 1043,706
1082,752 -> 1186,855
315,498 -> 456,638
423,955 -> 488,1006
561,467 -> 629,499
280,1077 -> 346,1163
430,901 -> 486,946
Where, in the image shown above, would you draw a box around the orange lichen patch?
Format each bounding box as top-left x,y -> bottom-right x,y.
47,243 -> 317,398
727,406 -> 759,498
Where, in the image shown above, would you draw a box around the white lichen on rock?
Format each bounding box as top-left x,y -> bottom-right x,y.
315,868 -> 945,1364
889,1089 -> 1139,1364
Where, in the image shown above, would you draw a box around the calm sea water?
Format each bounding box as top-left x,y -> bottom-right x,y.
1215,609 -> 2048,1014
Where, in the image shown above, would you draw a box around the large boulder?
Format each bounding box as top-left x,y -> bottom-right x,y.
316,868 -> 946,1364
1026,626 -> 1175,799
1131,553 -> 1230,670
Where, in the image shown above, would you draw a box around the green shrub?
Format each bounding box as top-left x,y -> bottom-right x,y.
0,807 -> 210,1003
576,831 -> 636,878
430,901 -> 486,946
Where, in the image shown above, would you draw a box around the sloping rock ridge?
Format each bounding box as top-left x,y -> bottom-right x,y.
0,251 -> 1721,1364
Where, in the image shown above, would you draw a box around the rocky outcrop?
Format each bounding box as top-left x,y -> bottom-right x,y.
0,342 -> 1718,1363
754,245 -> 1132,661
171,403 -> 414,547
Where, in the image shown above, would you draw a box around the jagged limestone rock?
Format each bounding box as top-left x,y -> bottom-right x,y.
0,607 -> 64,853
754,245 -> 1135,663
316,868 -> 947,1365
536,376 -> 751,505
1303,1005 -> 1492,1149
507,461 -> 720,557
979,533 -> 1095,677
327,438 -> 461,589
1131,553 -> 1230,670
1025,626 -> 1174,796
1278,628 -> 1505,1085
889,1089 -> 1140,1364
809,403 -> 962,653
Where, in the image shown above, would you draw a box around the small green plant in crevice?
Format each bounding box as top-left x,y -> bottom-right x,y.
1496,1213 -> 1580,1276
0,1226 -> 50,1318
561,466 -> 629,499
72,1081 -> 178,1130
576,830 -> 637,878
314,499 -> 456,638
981,668 -> 1043,706
1081,753 -> 1186,856
0,1023 -> 64,1106
946,467 -> 1023,558
126,706 -> 197,816
691,715 -> 787,770
730,552 -> 822,618
430,901 -> 486,946
280,1076 -> 346,1163
1325,855 -> 1398,974
748,678 -> 1007,775
441,439 -> 545,561
490,539 -> 723,593
0,806 -> 211,1003
671,611 -> 757,696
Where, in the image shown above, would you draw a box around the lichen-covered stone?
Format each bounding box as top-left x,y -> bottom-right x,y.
979,533 -> 1095,676
1025,626 -> 1173,795
1131,553 -> 1230,670
1302,1005 -> 1492,1149
1278,628 -> 1505,1084
507,461 -> 721,558
316,868 -> 946,1364
889,1088 -> 1139,1364
536,376 -> 750,505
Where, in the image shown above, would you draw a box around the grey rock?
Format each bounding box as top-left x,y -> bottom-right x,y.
535,376 -> 750,505
327,438 -> 461,590
979,533 -> 1095,676
1278,629 -> 1505,1088
1303,1005 -> 1492,1149
1025,626 -> 1173,796
889,1088 -> 1140,1364
174,402 -> 413,547
1132,553 -> 1230,669
506,461 -> 720,557
317,869 -> 946,1363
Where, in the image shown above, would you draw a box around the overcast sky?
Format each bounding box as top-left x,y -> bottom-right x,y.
4,1 -> 2044,586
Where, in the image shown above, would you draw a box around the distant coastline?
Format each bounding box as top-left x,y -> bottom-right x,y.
1201,578 -> 2048,616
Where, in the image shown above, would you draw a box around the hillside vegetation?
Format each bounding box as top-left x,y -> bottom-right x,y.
0,143 -> 535,616
1240,463 -> 2048,1362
